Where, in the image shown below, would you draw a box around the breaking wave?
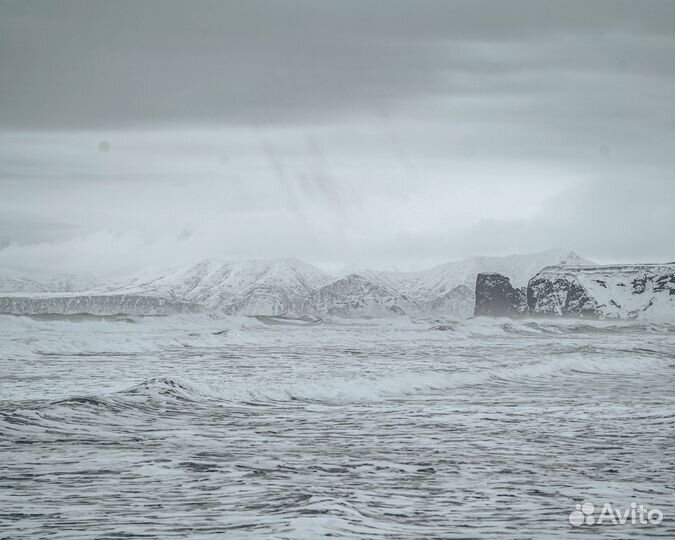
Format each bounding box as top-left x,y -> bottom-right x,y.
2,314 -> 674,540
4,345 -> 672,427
455,317 -> 675,337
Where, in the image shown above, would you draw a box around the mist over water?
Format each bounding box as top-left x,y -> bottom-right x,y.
1,315 -> 673,539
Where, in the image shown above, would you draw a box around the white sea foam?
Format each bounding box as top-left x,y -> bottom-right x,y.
1,314 -> 673,539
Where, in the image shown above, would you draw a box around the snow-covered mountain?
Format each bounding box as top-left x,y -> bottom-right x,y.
0,270 -> 101,293
527,264 -> 675,320
112,258 -> 332,316
0,250 -> 596,318
344,249 -> 591,293
325,249 -> 592,318
302,273 -> 415,317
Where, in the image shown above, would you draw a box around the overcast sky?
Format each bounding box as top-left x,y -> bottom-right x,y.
1,0 -> 673,275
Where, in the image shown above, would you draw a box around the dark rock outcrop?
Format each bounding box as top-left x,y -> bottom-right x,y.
526,264 -> 675,320
474,273 -> 527,317
474,264 -> 674,321
526,273 -> 597,317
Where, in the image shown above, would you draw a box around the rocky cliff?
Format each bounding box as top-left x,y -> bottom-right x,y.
527,264 -> 674,320
474,273 -> 527,317
474,264 -> 674,321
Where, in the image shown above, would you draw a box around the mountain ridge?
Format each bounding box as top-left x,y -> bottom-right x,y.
0,250 -> 594,318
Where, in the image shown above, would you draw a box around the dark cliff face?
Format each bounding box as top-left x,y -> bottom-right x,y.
526,275 -> 598,318
474,273 -> 528,317
474,265 -> 675,320
526,264 -> 675,320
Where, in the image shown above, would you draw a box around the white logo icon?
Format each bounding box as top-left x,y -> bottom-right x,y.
569,501 -> 595,526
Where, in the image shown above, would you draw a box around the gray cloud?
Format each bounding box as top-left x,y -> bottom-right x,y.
1,0 -> 672,128
0,1 -> 673,272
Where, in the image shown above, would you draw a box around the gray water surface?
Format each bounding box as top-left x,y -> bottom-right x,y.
1,315 -> 673,539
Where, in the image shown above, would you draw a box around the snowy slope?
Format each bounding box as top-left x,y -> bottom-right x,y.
116,258 -> 332,315
528,264 -> 675,320
0,250 -> 596,318
403,249 -> 591,293
287,249 -> 590,318
332,250 -> 592,317
0,270 -> 101,293
0,271 -> 44,293
303,273 -> 417,318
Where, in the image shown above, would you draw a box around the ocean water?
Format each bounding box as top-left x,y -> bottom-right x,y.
1,314 -> 673,539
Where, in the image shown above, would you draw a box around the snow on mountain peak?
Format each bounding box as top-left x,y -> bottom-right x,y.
0,250 -> 599,318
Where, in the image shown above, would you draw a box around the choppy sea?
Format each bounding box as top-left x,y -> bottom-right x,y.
1,314 -> 673,539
